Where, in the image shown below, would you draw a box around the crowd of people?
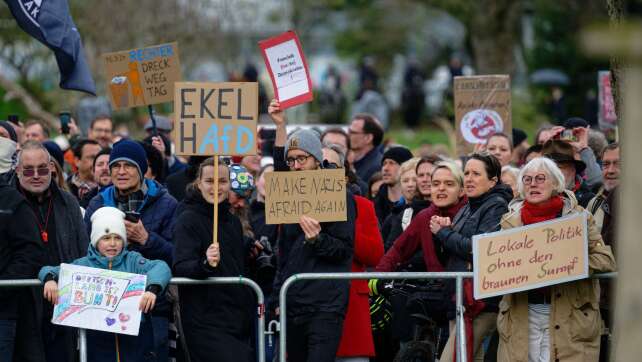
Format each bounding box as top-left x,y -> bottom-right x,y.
0,97 -> 619,362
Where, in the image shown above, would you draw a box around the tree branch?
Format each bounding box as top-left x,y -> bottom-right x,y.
0,73 -> 57,128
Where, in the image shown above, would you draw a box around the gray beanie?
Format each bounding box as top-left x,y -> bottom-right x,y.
284,129 -> 323,164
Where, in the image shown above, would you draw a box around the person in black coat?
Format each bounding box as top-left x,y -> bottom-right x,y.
173,158 -> 254,362
0,182 -> 44,362
430,152 -> 513,362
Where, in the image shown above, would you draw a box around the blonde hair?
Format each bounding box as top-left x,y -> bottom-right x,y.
431,161 -> 464,188
398,157 -> 421,182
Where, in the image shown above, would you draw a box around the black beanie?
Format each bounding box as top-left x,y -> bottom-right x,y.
0,121 -> 18,143
382,146 -> 413,166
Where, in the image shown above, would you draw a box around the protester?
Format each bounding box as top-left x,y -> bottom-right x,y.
0,144 -> 43,362
68,139 -> 101,201
587,143 -> 620,362
485,132 -> 513,167
12,140 -> 88,362
228,164 -> 256,240
166,156 -> 208,202
269,99 -> 356,361
144,133 -> 187,177
374,146 -> 413,226
139,141 -> 167,184
524,144 -> 543,164
87,116 -> 114,148
501,165 -> 520,199
0,137 -> 17,183
322,144 -> 384,362
80,147 -> 112,208
173,158 -> 254,362
542,139 -> 595,207
511,128 -> 529,166
0,120 -> 19,143
322,127 -> 350,152
381,157 -> 426,250
349,114 -> 384,183
39,206 -> 171,362
430,152 -> 513,362
496,157 -> 616,362
144,115 -> 173,138
24,120 -> 49,143
84,139 -> 177,360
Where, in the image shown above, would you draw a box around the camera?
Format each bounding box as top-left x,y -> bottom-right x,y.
561,129 -> 577,142
59,111 -> 71,135
255,236 -> 275,271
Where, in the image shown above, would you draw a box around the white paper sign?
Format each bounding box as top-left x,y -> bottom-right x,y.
51,264 -> 147,336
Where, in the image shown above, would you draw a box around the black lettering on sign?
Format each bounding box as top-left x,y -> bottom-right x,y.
180,88 -> 196,119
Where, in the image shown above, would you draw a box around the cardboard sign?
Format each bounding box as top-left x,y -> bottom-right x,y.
454,75 -> 511,155
173,82 -> 258,156
264,169 -> 347,224
52,264 -> 147,336
598,71 -> 618,131
103,42 -> 181,109
259,30 -> 313,109
473,213 -> 589,299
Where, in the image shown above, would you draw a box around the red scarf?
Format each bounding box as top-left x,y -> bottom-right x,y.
521,195 -> 564,225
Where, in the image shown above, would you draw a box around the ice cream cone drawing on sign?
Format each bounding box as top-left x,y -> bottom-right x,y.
109,76 -> 129,108
127,62 -> 145,106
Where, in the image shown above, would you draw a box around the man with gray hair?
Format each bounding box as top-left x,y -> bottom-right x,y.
269,99 -> 356,362
11,140 -> 88,362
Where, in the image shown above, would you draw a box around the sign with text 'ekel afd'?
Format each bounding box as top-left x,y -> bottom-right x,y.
174,82 -> 258,156
454,75 -> 511,155
103,42 -> 181,109
265,169 -> 347,224
473,213 -> 589,300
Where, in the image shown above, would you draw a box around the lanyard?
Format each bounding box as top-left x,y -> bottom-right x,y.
26,195 -> 54,243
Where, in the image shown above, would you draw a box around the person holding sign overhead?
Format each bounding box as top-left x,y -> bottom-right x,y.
495,157 -> 615,362
430,152 -> 513,362
268,100 -> 356,362
172,158 -> 254,362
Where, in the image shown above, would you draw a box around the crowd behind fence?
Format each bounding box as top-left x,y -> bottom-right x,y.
0,272 -> 617,362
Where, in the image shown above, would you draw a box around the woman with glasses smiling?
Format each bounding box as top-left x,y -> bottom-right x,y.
496,157 -> 616,362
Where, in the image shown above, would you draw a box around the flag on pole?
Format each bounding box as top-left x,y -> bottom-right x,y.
4,0 -> 96,95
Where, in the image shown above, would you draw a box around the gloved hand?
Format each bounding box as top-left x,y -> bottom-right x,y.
368,279 -> 393,297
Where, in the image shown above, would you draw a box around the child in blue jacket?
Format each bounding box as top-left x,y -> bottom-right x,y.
39,206 -> 171,362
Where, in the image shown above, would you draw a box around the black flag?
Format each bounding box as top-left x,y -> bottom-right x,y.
4,0 -> 96,95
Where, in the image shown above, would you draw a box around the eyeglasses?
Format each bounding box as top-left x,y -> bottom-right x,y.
22,167 -> 50,177
522,174 -> 547,185
286,155 -> 312,167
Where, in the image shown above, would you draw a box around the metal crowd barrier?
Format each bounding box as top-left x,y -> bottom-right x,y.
0,277 -> 266,362
277,271 -> 619,362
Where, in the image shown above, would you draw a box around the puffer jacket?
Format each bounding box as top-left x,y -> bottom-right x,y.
38,245 -> 171,362
496,191 -> 616,362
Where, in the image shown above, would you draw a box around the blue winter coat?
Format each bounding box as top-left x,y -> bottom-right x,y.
38,245 -> 172,362
84,179 -> 178,266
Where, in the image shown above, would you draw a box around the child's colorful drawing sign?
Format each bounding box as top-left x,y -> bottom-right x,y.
52,264 -> 147,336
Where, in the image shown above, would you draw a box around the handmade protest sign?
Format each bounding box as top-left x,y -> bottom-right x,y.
472,213 -> 589,300
265,169 -> 347,224
598,71 -> 618,131
173,82 -> 258,156
52,264 -> 147,336
259,30 -> 313,109
454,75 -> 511,155
103,42 -> 181,110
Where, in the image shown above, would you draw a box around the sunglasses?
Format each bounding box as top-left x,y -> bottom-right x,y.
22,166 -> 50,177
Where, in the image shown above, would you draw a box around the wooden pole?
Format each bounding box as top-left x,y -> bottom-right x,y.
212,156 -> 219,267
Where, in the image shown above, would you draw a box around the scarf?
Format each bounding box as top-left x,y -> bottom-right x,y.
521,195 -> 564,225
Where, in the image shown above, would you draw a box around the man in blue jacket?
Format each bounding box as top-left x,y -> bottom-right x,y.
84,139 -> 177,361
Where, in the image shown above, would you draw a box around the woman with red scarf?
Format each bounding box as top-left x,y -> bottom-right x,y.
496,157 -> 616,362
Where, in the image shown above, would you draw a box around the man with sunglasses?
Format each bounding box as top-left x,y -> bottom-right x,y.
268,99 -> 356,362
12,141 -> 88,362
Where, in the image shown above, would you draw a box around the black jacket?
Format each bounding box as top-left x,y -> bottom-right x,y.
272,193 -> 356,318
374,184 -> 396,227
0,183 -> 44,319
574,176 -> 595,208
173,190 -> 253,362
382,198 -> 430,251
436,184 -> 512,272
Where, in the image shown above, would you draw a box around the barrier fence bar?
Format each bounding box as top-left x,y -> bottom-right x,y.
277,271 -> 618,362
0,277 -> 266,362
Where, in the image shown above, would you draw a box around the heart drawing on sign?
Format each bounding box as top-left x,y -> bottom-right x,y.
105,317 -> 116,326
119,313 -> 130,323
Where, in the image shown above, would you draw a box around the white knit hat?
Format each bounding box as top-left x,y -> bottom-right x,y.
0,137 -> 17,174
90,207 -> 127,248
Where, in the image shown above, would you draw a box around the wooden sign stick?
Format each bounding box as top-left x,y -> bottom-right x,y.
212,156 -> 219,267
